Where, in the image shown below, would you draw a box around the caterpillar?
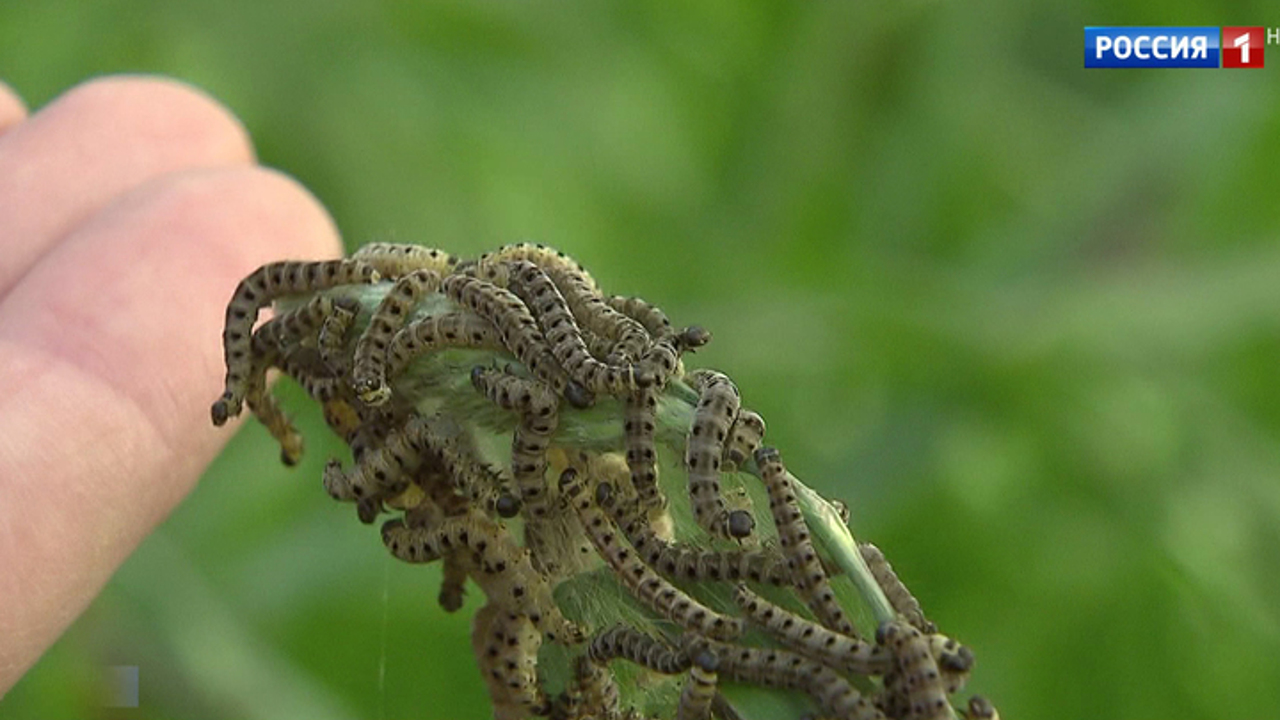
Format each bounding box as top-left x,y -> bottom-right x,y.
508,260 -> 637,396
350,242 -> 458,277
722,409 -> 766,470
476,242 -> 601,295
682,638 -> 885,720
323,413 -> 434,501
385,311 -> 504,379
586,625 -> 690,676
351,269 -> 442,405
961,696 -> 999,720
441,273 -> 593,408
928,634 -> 974,694
472,604 -> 548,720
597,486 -> 794,587
480,245 -> 649,363
755,446 -> 856,637
471,366 -> 560,520
876,621 -> 948,720
561,471 -> 745,642
438,553 -> 469,613
381,513 -> 582,644
605,295 -> 672,340
675,649 -> 719,720
212,258 -> 379,425
859,543 -> 935,634
731,585 -> 892,676
316,294 -> 361,374
685,371 -> 754,540
633,326 -> 711,389
552,655 -> 621,720
623,387 -> 664,511
241,294 -> 361,465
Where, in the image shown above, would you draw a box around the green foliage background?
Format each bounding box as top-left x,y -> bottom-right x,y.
4,2 -> 1280,718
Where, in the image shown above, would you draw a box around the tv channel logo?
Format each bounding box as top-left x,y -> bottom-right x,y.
1222,27 -> 1265,68
1085,27 -> 1220,68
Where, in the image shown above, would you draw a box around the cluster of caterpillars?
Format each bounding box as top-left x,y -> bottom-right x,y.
211,243 -> 999,720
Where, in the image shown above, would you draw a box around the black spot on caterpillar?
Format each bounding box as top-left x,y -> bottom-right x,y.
352,269 -> 442,405
212,258 -> 379,425
560,471 -> 745,642
381,512 -> 583,644
685,371 -> 754,540
859,543 -> 936,634
386,311 -> 504,380
351,242 -> 458,277
755,446 -> 856,637
585,625 -> 690,676
682,637 -> 885,720
731,585 -> 892,676
876,621 -> 948,720
597,485 -> 794,587
675,649 -> 719,720
472,603 -> 549,719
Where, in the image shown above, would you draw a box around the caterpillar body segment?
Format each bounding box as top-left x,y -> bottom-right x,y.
623,387 -> 664,511
755,446 -> 857,637
213,258 -> 379,425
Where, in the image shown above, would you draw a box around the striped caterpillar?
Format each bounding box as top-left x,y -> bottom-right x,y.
561,471 -> 745,642
755,446 -> 857,637
685,370 -> 754,540
681,637 -> 886,720
675,649 -> 719,720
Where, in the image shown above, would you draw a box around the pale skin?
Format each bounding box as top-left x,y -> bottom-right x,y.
0,76 -> 342,694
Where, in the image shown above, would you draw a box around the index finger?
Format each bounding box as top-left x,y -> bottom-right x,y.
0,80 -> 27,134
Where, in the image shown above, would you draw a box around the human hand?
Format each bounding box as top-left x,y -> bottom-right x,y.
0,76 -> 341,694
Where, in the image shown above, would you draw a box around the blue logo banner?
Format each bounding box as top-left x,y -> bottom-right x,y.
1085,27 -> 1220,68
